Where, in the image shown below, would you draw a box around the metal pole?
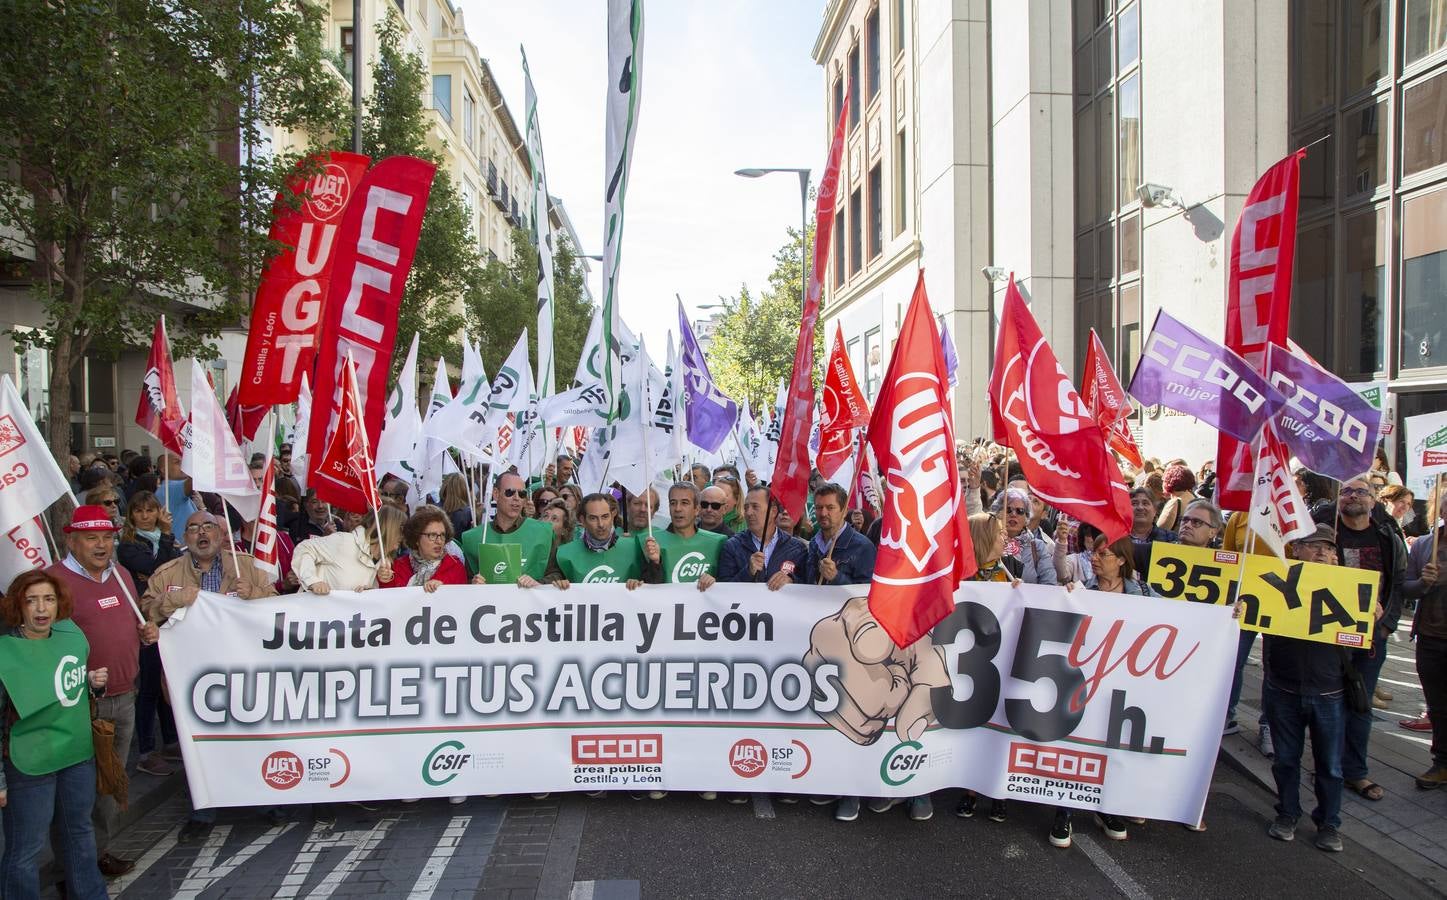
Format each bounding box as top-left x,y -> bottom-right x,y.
352,0 -> 363,154
797,171 -> 810,310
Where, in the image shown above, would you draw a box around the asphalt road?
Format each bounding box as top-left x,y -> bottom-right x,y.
94,759 -> 1426,900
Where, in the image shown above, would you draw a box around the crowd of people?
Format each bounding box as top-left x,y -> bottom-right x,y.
3,442 -> 1443,896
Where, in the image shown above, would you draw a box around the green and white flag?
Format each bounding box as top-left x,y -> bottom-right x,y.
376,332 -> 420,480
523,47 -> 556,401
602,0 -> 644,419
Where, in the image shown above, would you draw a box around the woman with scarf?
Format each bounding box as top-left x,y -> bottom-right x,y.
379,506 -> 472,591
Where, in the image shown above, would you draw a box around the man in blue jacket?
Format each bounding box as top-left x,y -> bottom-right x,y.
717,485 -> 807,590
806,483 -> 875,586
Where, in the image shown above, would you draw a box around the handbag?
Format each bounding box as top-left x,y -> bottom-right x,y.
1341,651 -> 1371,715
90,696 -> 129,810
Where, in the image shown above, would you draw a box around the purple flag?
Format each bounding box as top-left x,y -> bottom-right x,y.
940,320 -> 959,387
677,301 -> 739,453
1128,310 -> 1282,443
1266,344 -> 1382,480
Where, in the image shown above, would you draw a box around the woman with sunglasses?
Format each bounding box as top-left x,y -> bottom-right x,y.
993,489 -> 1056,585
83,486 -> 124,527
380,506 -> 471,592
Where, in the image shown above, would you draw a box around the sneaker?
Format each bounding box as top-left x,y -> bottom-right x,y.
1050,811 -> 1073,848
698,791 -> 718,800
908,796 -> 934,821
955,794 -> 977,818
834,796 -> 861,822
585,790 -> 606,798
1222,720 -> 1240,736
530,793 -> 551,800
776,795 -> 799,804
1257,723 -> 1275,758
1415,764 -> 1447,790
725,793 -> 750,804
1095,813 -> 1128,840
1401,713 -> 1433,732
1267,815 -> 1296,842
177,820 -> 211,846
348,800 -> 379,812
868,797 -> 902,813
400,798 -> 420,804
136,752 -> 175,777
648,790 -> 668,800
314,808 -> 336,829
449,796 -> 467,805
1315,826 -> 1343,852
988,799 -> 1007,822
810,795 -> 838,805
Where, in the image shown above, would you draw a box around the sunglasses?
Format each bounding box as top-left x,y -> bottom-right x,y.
699,501 -> 725,510
498,488 -> 525,498
1005,506 -> 1029,516
100,499 -> 120,506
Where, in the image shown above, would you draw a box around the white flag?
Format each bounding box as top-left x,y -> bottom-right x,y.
1248,429 -> 1316,558
181,364 -> 261,522
377,332 -> 421,479
0,375 -> 74,533
602,0 -> 644,416
666,332 -> 686,463
291,374 -> 312,493
524,48 -> 556,402
0,516 -> 52,589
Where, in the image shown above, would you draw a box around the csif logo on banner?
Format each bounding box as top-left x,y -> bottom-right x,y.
423,739 -> 475,786
880,740 -> 930,786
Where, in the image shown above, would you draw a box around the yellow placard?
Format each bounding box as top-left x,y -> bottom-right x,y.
1146,542 -> 1378,648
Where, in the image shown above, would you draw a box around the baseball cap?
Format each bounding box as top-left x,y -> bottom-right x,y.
64,505 -> 121,533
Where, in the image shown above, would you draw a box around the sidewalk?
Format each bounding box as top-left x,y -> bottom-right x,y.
1218,620 -> 1447,895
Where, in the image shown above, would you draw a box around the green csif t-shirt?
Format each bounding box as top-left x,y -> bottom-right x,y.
555,536 -> 643,583
644,528 -> 725,583
460,517 -> 555,582
0,620 -> 95,775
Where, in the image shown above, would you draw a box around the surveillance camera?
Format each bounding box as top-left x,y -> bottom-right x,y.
1137,183 -> 1183,209
981,266 -> 1007,283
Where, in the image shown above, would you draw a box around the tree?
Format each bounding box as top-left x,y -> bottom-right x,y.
0,1 -> 348,467
707,224 -> 824,412
349,10 -> 474,377
465,228 -> 594,386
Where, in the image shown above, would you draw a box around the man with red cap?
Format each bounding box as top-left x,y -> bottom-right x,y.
45,504 -> 158,879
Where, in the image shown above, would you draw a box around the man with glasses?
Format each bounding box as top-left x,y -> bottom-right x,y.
698,485 -> 733,536
379,476 -> 410,512
1315,475 -> 1407,804
459,471 -> 562,587
642,482 -> 724,589
1175,500 -> 1222,549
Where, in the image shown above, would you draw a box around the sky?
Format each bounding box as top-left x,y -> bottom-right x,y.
455,0 -> 825,367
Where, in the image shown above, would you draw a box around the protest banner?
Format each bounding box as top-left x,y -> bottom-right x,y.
1347,380 -> 1395,438
1405,411 -> 1447,498
159,582 -> 1234,825
1146,542 -> 1377,648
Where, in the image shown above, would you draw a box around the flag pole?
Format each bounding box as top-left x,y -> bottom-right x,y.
254,412 -> 278,557
220,507 -> 246,585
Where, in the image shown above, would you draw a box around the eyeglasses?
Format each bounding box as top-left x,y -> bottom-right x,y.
1340,487 -> 1372,497
1180,516 -> 1215,529
713,475 -> 737,484
498,488 -> 524,498
184,523 -> 219,535
1005,506 -> 1029,516
699,501 -> 725,510
419,532 -> 448,542
383,491 -> 408,499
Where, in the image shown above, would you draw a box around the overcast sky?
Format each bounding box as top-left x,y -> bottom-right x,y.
455,0 -> 825,369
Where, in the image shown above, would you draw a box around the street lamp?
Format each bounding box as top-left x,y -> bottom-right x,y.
734,167 -> 811,314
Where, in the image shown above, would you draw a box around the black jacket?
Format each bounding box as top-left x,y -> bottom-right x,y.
117,533 -> 183,584
1313,504 -> 1409,639
1262,634 -> 1347,697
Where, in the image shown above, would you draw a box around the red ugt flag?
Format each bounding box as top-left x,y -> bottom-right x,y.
315,354 -> 382,514
224,384 -> 269,444
989,278 -> 1131,542
817,324 -> 870,479
770,92 -> 849,519
251,457 -> 281,577
1080,328 -> 1143,468
135,319 -> 188,455
866,271 -> 975,648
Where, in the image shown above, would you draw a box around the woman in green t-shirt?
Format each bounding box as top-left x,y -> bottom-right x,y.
0,569 -> 111,900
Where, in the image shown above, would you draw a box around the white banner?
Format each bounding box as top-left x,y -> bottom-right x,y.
1406,410 -> 1447,499
159,582 -> 1234,824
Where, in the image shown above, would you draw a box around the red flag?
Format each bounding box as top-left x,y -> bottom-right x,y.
1080,329 -> 1143,468
224,384 -> 269,444
866,271 -> 975,648
315,355 -> 382,514
770,92 -> 849,519
308,155 -> 436,512
239,151 -> 371,405
1216,149 -> 1305,511
135,319 -> 188,455
817,324 -> 870,479
989,277 -> 1130,542
251,457 -> 281,576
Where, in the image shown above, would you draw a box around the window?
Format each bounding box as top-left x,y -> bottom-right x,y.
1292,0 -> 1334,118
864,328 -> 882,397
1403,70 -> 1447,176
1346,0 -> 1387,92
849,187 -> 863,274
848,44 -> 861,127
1402,187 -> 1447,370
833,209 -> 845,287
432,74 -> 452,122
1343,206 -> 1387,377
1344,98 -> 1387,196
847,337 -> 861,379
893,129 -> 907,235
1406,0 -> 1447,66
866,9 -> 881,100
463,91 -> 476,148
894,0 -> 905,55
868,164 -> 883,258
1117,74 -> 1140,207
833,76 -> 844,125
340,27 -> 354,83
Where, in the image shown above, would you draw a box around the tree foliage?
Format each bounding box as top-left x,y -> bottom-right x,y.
0,0 -> 349,460
706,224 -> 824,412
466,229 -> 595,387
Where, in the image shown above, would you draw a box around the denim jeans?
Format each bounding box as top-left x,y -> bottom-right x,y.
1417,635 -> 1447,767
1263,681 -> 1344,829
136,643 -> 178,755
1343,643 -> 1388,782
1227,629 -> 1258,722
1,759 -> 109,900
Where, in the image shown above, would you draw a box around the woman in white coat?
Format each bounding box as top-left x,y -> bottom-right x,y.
292,506 -> 405,594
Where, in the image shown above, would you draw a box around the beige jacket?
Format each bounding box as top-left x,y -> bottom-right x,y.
142,550 -> 278,624
291,528 -> 383,592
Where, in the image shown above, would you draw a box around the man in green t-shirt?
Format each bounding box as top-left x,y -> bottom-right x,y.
641,482 -> 723,590
459,472 -> 562,587
554,494 -> 644,588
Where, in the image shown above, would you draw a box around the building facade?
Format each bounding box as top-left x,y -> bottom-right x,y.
1,0 -> 563,458
816,0 -> 1446,467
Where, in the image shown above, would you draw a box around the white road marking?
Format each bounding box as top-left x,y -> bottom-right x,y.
1374,675 -> 1426,691
173,822 -> 298,899
571,882 -> 596,900
109,824 -> 183,895
406,815 -> 472,899
1383,729 -> 1433,748
1074,833 -> 1154,900
274,817 -> 397,900
752,794 -> 775,819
